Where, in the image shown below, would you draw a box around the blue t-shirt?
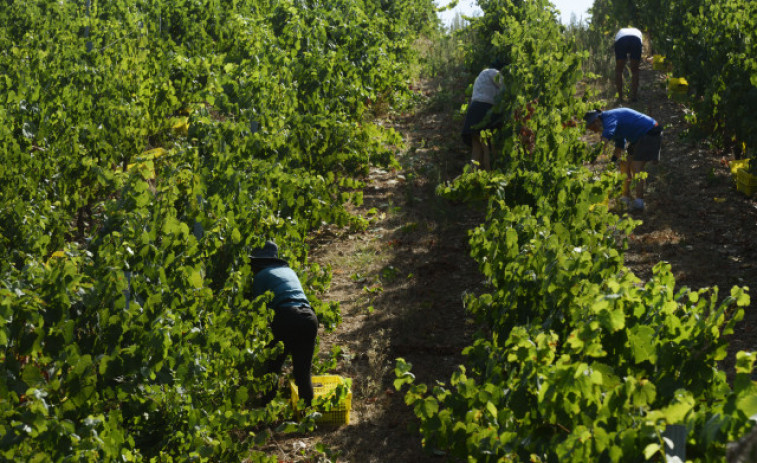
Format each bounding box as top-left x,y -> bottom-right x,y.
601,108 -> 657,148
252,265 -> 310,309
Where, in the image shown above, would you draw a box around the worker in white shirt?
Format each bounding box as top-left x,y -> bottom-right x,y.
614,27 -> 643,102
461,68 -> 504,170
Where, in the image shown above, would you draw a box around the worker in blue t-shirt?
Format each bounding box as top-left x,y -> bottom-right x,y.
585,108 -> 662,211
250,241 -> 318,406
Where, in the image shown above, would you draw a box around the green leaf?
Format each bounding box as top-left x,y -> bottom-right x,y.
661,391 -> 695,424
608,445 -> 623,461
600,306 -> 626,332
188,270 -> 203,289
275,421 -> 300,433
234,386 -> 249,405
632,379 -> 657,407
486,401 -> 499,419
628,325 -> 657,364
643,443 -> 661,460
735,351 -> 756,374
731,286 -> 750,307
419,397 -> 438,418
231,228 -> 241,244
394,358 -> 416,390
736,393 -> 757,418
394,371 -> 416,391
21,365 -> 44,387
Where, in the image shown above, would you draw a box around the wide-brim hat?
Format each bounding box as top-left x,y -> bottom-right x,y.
250,240 -> 288,265
584,110 -> 602,126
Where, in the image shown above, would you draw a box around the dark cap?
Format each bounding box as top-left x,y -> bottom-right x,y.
584,110 -> 602,126
250,240 -> 288,266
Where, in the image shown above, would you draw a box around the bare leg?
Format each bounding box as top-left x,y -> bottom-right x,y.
615,59 -> 627,101
619,159 -> 632,197
471,134 -> 484,169
630,59 -> 640,100
481,138 -> 491,171
631,160 -> 647,199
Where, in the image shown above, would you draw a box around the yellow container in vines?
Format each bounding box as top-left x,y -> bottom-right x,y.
668,77 -> 688,93
736,167 -> 757,196
730,159 -> 750,178
668,77 -> 689,102
589,197 -> 609,212
127,160 -> 156,179
140,147 -> 167,160
652,55 -> 666,71
171,116 -> 189,135
291,375 -> 352,426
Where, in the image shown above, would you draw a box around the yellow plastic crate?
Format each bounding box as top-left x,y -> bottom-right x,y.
139,147 -> 167,161
668,77 -> 688,93
736,168 -> 757,196
171,116 -> 189,135
666,77 -> 688,102
589,197 -> 609,212
126,160 -> 156,179
291,375 -> 352,426
652,55 -> 666,71
730,159 -> 750,178
114,148 -> 167,178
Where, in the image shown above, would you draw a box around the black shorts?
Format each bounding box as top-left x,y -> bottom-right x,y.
628,126 -> 662,162
614,36 -> 642,61
461,100 -> 501,146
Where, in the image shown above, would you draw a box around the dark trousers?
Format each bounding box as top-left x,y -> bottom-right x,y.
264,304 -> 318,405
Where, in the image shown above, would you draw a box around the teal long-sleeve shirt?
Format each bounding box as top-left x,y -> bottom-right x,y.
251,265 -> 310,309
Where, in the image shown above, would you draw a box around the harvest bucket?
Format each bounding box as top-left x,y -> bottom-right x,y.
668,77 -> 688,93
652,55 -> 667,71
730,159 -> 750,178
290,375 -> 352,426
736,168 -> 757,196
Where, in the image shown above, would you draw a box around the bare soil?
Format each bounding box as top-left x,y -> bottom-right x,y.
261,59 -> 756,462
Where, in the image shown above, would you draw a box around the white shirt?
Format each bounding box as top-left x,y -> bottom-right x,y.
615,28 -> 642,42
471,69 -> 503,105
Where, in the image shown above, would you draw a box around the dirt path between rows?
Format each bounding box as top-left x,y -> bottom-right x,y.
263,74 -> 485,462
262,58 -> 756,462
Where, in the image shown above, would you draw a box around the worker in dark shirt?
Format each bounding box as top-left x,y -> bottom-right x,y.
251,241 -> 318,406
585,108 -> 662,211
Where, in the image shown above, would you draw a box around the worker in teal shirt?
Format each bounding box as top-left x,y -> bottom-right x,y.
251,241 -> 318,406
585,108 -> 662,211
